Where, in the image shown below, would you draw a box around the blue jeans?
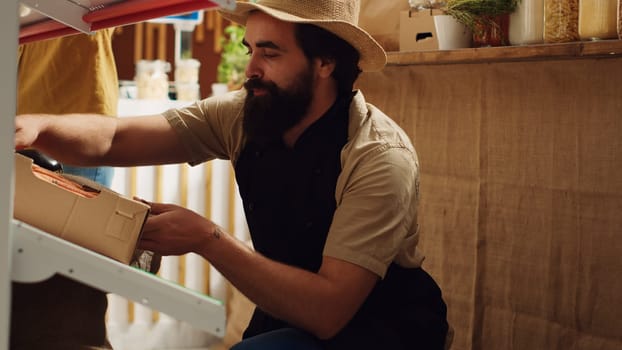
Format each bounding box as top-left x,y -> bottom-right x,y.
231,328 -> 323,350
62,165 -> 113,187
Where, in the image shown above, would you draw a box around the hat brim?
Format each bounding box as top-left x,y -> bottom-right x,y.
218,2 -> 387,72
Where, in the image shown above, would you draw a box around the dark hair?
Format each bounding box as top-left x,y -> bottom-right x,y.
294,23 -> 362,95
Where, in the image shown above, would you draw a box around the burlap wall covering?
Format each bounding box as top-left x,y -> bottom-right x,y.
356,57 -> 622,350
358,0 -> 408,52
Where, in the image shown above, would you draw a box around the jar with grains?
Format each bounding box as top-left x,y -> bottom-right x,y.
509,0 -> 545,45
135,60 -> 171,100
544,0 -> 579,43
174,58 -> 201,84
618,0 -> 622,39
579,0 -> 618,40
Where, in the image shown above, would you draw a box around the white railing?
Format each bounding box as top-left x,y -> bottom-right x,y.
108,99 -> 248,349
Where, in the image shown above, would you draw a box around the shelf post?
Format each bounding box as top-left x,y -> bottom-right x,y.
0,0 -> 19,348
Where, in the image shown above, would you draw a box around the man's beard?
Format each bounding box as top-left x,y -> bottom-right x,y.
242,69 -> 313,146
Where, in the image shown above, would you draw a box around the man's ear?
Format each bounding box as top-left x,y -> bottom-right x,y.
315,56 -> 336,78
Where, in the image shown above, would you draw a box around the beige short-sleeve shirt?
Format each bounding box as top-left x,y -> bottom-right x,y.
163,89 -> 424,278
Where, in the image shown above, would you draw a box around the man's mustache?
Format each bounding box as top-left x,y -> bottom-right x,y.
244,78 -> 276,94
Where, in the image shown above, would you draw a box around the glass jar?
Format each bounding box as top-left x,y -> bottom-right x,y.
544,0 -> 579,43
175,82 -> 201,101
408,0 -> 444,11
135,60 -> 171,100
579,0 -> 618,40
617,0 -> 622,39
509,0 -> 545,45
174,58 -> 201,84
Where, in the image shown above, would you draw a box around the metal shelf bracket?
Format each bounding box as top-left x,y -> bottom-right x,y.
21,0 -> 91,33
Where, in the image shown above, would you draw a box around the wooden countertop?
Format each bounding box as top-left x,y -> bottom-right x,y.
387,39 -> 622,66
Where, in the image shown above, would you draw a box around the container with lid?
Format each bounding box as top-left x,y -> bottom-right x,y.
176,82 -> 201,101
579,0 -> 618,40
544,0 -> 579,43
174,58 -> 201,84
509,0 -> 545,45
174,58 -> 201,101
134,60 -> 171,100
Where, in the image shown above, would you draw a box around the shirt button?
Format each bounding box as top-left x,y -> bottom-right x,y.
248,203 -> 255,211
305,221 -> 313,229
313,168 -> 322,175
254,151 -> 262,158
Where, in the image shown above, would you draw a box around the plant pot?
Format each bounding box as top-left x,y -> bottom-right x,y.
472,14 -> 510,47
433,14 -> 472,50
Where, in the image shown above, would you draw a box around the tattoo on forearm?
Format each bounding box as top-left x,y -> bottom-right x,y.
213,227 -> 223,239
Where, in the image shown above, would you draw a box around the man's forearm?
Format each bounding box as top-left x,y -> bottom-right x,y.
15,113 -> 117,166
199,229 -> 376,340
15,113 -> 187,167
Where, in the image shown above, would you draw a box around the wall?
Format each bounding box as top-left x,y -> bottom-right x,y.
356,56 -> 622,350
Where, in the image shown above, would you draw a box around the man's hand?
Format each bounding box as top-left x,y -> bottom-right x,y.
14,114 -> 45,150
138,200 -> 220,256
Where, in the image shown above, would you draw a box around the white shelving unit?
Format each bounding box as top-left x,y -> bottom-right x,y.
1,1 -> 235,349
0,2 -> 19,348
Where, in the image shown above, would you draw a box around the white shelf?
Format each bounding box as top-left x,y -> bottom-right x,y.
11,219 -> 226,337
0,0 -> 19,347
20,0 -> 92,33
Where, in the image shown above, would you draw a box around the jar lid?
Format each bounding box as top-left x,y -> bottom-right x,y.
176,58 -> 201,68
135,60 -> 171,73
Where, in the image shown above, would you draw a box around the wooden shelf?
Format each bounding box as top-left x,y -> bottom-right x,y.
387,39 -> 622,66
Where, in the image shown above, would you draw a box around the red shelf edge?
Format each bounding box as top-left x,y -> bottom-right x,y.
19,0 -> 222,44
83,0 -> 214,23
20,27 -> 79,44
90,0 -> 221,31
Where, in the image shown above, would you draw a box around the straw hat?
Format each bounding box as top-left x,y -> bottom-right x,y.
219,0 -> 387,71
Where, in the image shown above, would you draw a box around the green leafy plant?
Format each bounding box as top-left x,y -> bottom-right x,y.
216,24 -> 249,89
443,0 -> 520,32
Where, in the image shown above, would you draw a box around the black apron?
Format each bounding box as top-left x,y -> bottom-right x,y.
234,95 -> 448,349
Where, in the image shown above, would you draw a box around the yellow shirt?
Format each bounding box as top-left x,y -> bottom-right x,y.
17,28 -> 118,115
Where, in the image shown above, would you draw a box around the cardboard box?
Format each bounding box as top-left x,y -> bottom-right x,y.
399,10 -> 472,51
400,9 -> 441,51
13,153 -> 149,264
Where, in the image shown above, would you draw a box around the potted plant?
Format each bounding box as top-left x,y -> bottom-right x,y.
443,0 -> 520,46
213,24 -> 249,94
